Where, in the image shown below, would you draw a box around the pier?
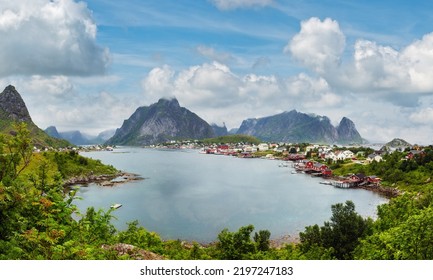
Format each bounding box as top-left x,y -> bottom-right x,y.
320,180 -> 356,189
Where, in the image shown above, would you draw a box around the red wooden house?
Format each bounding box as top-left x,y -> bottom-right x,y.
350,173 -> 367,182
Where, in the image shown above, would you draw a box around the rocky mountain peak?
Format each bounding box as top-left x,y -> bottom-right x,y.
106,98 -> 215,145
237,111 -> 363,144
336,117 -> 363,144
0,85 -> 32,123
157,97 -> 180,108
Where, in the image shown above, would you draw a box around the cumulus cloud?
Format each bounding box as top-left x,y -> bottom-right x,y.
401,33 -> 433,92
287,17 -> 433,99
0,0 -> 110,77
285,17 -> 345,74
142,65 -> 176,102
210,0 -> 274,10
141,62 -> 341,128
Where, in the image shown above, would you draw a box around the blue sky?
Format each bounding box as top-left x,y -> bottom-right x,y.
2,0 -> 433,144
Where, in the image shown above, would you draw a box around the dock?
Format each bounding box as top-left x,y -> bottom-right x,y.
320,180 -> 355,189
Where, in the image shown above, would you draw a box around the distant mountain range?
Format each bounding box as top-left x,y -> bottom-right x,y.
237,110 -> 364,144
106,98 -> 364,145
106,98 -> 215,146
0,84 -> 365,147
0,85 -> 70,148
45,126 -> 115,145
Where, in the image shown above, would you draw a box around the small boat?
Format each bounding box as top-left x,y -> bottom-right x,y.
111,203 -> 122,209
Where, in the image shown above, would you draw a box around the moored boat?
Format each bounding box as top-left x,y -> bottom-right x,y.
111,203 -> 122,209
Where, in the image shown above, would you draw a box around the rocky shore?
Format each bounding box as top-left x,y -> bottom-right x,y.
354,184 -> 400,198
64,172 -> 144,187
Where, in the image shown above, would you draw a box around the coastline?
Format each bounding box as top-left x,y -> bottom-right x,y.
64,171 -> 144,187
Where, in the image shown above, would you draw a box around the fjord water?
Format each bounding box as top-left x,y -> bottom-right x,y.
76,147 -> 388,242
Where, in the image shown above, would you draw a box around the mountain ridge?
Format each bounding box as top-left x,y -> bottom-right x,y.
45,126 -> 115,145
237,110 -> 363,144
106,98 -> 215,146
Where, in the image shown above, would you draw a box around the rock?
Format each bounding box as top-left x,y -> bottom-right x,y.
101,243 -> 165,260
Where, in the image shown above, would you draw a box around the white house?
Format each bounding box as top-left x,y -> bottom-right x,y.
366,153 -> 383,163
258,143 -> 269,151
325,150 -> 355,161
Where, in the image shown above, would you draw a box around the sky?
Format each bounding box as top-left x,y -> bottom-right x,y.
1,0 -> 433,144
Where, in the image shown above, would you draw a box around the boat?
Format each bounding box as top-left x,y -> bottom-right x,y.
110,203 -> 122,209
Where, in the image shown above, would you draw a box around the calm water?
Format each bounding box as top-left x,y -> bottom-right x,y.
75,147 -> 388,242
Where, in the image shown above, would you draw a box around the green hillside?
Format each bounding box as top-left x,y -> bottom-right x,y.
0,85 -> 71,148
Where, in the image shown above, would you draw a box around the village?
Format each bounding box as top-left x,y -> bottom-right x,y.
149,138 -> 428,197
199,142 -> 386,190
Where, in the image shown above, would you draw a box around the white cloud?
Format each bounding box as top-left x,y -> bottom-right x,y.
288,17 -> 433,98
210,0 -> 274,10
142,65 -> 176,102
26,75 -> 73,97
409,107 -> 433,124
0,76 -> 139,135
401,33 -> 433,92
140,62 -> 341,128
285,17 -> 345,74
0,0 -> 110,77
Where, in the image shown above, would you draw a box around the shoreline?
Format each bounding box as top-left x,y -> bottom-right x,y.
64,171 -> 144,187
321,175 -> 400,198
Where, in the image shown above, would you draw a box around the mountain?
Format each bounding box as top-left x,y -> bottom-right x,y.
211,123 -> 228,137
106,98 -> 215,145
45,126 -> 116,145
56,130 -> 92,145
385,138 -> 412,148
0,85 -> 70,148
228,128 -> 239,135
237,110 -> 363,144
336,117 -> 364,144
95,129 -> 116,143
45,126 -> 61,139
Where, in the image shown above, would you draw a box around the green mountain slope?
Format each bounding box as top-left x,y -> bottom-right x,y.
0,85 -> 71,148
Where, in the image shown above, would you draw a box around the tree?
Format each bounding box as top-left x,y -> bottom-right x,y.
217,225 -> 255,259
355,206 -> 433,259
0,123 -> 32,184
299,201 -> 372,259
254,229 -> 271,252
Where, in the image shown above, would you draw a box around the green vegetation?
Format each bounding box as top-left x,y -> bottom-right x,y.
0,118 -> 70,149
2,124 -> 433,259
201,134 -> 261,145
42,150 -> 117,179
